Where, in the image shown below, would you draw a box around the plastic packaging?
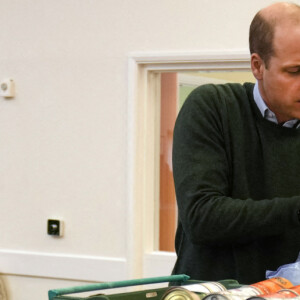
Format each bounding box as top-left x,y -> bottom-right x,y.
266,253 -> 300,285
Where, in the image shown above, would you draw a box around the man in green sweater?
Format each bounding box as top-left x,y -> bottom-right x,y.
172,2 -> 300,284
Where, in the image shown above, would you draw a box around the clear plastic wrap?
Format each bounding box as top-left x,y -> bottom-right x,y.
266,253 -> 300,285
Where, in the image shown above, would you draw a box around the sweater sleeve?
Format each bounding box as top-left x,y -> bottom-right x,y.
172,84 -> 300,246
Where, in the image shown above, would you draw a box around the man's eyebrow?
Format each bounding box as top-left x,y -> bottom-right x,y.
282,64 -> 300,70
283,62 -> 300,67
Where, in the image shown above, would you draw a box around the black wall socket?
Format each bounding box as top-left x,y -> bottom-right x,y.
47,219 -> 61,236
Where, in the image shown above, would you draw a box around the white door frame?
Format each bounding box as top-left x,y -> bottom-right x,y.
126,51 -> 251,279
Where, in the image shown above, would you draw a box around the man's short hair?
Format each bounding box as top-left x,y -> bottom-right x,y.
249,12 -> 275,68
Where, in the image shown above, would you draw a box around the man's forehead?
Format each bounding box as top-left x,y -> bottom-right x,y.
271,24 -> 300,64
273,21 -> 300,44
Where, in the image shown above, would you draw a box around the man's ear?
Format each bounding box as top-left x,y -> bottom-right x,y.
251,53 -> 265,80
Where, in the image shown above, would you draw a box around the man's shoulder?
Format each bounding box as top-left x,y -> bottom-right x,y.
184,82 -> 254,110
189,82 -> 253,99
175,82 -> 257,138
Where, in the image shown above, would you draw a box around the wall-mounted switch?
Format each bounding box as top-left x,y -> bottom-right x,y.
47,219 -> 63,237
0,78 -> 15,98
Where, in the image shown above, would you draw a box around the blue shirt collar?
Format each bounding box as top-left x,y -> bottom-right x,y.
253,82 -> 300,128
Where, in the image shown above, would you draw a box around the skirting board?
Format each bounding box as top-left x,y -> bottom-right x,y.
0,249 -> 127,282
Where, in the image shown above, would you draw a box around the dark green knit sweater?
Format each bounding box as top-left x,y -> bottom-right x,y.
172,82 -> 300,284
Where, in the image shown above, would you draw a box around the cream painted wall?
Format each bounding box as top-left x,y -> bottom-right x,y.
0,0 -> 296,299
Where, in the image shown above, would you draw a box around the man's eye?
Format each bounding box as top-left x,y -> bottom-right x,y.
287,68 -> 300,73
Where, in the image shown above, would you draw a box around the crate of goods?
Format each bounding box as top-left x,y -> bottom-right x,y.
48,275 -> 241,300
